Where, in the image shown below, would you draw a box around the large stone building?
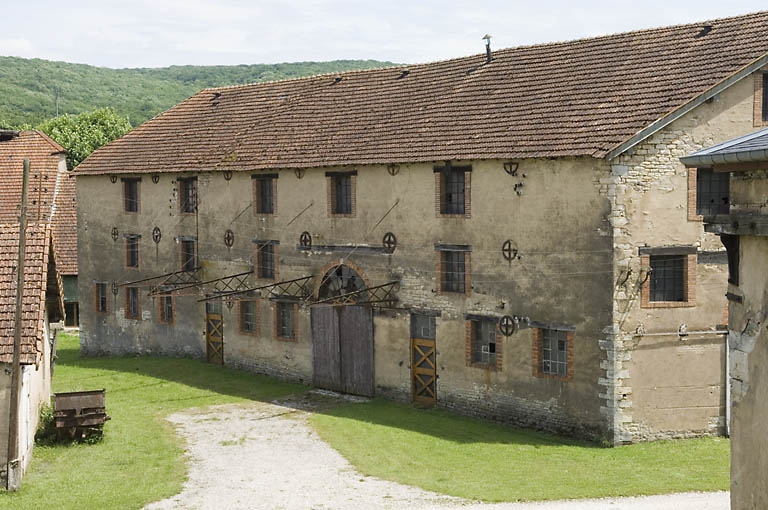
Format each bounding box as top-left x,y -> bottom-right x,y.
682,127 -> 768,510
75,12 -> 768,444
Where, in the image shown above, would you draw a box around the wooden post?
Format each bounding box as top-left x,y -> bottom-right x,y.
7,158 -> 29,491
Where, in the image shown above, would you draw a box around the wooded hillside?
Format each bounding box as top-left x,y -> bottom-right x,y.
0,57 -> 394,128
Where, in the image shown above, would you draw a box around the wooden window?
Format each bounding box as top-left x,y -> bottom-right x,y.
275,301 -> 298,342
158,294 -> 174,325
178,177 -> 198,213
696,168 -> 729,216
239,299 -> 259,334
253,174 -> 277,215
435,245 -> 470,295
95,282 -> 108,313
435,164 -> 471,217
326,171 -> 356,217
122,178 -> 140,213
125,235 -> 140,269
468,318 -> 499,369
179,238 -> 197,271
640,247 -> 697,308
125,287 -> 140,319
255,241 -> 277,280
532,328 -> 574,380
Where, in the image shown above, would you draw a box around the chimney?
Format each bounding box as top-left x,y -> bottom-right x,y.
482,34 -> 492,63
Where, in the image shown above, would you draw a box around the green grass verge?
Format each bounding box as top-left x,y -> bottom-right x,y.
310,399 -> 730,502
0,332 -> 305,509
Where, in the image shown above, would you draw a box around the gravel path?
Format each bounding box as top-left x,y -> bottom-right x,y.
144,392 -> 729,510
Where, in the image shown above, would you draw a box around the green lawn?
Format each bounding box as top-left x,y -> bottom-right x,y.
0,332 -> 305,509
311,400 -> 730,502
0,332 -> 730,508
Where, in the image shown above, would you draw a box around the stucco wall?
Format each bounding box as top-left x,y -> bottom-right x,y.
606,73 -> 758,442
78,155 -> 614,441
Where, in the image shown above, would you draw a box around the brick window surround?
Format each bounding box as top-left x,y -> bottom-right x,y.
687,168 -> 729,221
435,244 -> 471,296
158,294 -> 175,325
326,171 -> 357,217
754,72 -> 768,127
274,301 -> 298,342
122,177 -> 140,213
178,176 -> 198,213
95,282 -> 108,313
239,299 -> 260,335
252,173 -> 277,216
254,240 -> 279,280
640,246 -> 697,308
434,163 -> 471,218
125,234 -> 140,269
125,287 -> 141,319
465,316 -> 502,371
532,327 -> 574,381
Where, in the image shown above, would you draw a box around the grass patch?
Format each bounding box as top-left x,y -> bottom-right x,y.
0,332 -> 305,509
310,399 -> 729,502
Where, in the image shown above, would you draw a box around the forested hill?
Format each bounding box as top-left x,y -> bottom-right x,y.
0,56 -> 395,128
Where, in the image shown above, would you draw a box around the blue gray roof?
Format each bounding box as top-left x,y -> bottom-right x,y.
680,127 -> 768,167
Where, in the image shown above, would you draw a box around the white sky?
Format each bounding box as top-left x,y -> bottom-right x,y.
2,1 -> 767,68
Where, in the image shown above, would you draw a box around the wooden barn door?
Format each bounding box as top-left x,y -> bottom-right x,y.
311,304 -> 374,397
205,300 -> 224,365
410,313 -> 437,406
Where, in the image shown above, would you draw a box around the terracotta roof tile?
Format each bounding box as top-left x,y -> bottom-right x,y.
0,131 -> 78,275
76,11 -> 768,175
0,224 -> 56,365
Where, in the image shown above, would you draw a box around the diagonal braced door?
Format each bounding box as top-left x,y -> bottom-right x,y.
206,300 -> 224,365
411,338 -> 436,405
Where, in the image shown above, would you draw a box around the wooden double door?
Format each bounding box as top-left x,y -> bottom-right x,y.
311,304 -> 374,397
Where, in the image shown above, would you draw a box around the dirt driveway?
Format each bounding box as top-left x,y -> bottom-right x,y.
144,391 -> 729,510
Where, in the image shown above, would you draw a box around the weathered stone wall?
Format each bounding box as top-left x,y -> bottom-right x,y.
604,73 -> 757,442
77,155 -> 615,442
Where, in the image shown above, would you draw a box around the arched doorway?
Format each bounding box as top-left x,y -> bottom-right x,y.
311,263 -> 374,397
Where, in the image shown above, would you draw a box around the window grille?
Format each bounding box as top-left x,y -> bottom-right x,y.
277,302 -> 295,340
410,314 -> 436,339
126,287 -> 140,319
650,255 -> 686,302
126,235 -> 140,268
123,179 -> 139,213
240,300 -> 258,333
96,283 -> 108,313
471,319 -> 497,365
179,177 -> 198,213
159,295 -> 174,324
256,242 -> 275,279
541,328 -> 568,376
440,166 -> 467,215
696,168 -> 729,216
254,177 -> 275,214
332,174 -> 352,214
180,239 -> 197,271
441,250 -> 465,293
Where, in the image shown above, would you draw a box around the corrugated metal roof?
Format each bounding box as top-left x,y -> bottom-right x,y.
680,127 -> 768,167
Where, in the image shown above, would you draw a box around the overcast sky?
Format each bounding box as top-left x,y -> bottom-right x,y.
2,1 -> 766,68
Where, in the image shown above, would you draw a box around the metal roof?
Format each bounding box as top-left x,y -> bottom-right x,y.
680,127 -> 768,167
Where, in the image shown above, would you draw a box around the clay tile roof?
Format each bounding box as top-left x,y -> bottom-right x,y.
76,11 -> 768,175
0,224 -> 60,365
0,131 -> 77,275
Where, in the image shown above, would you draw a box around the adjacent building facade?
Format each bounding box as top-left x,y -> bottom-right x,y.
75,12 -> 768,443
682,127 -> 768,510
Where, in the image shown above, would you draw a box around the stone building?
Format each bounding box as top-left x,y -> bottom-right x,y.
681,127 -> 768,510
75,12 -> 768,443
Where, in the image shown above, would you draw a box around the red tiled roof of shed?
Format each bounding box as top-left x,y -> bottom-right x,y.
0,131 -> 77,275
0,224 -> 60,365
76,11 -> 768,175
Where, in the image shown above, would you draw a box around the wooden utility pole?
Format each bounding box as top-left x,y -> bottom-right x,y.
6,158 -> 29,491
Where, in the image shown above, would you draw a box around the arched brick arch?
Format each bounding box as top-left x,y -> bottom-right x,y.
314,259 -> 370,300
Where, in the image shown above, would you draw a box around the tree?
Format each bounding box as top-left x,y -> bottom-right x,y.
37,108 -> 131,169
